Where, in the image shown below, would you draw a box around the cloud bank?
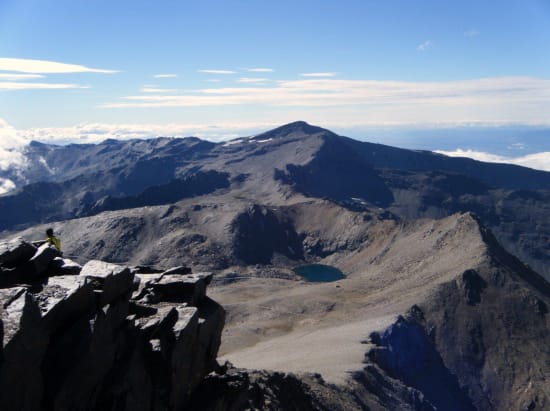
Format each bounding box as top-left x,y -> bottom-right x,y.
0,119 -> 29,193
436,149 -> 550,172
102,76 -> 550,126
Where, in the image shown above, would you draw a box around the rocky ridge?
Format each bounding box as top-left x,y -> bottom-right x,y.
0,238 -> 224,410
4,122 -> 550,280
213,213 -> 550,410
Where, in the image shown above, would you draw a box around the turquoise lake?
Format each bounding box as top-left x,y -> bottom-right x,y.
293,264 -> 346,282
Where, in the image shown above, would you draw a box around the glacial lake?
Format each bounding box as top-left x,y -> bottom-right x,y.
293,264 -> 346,282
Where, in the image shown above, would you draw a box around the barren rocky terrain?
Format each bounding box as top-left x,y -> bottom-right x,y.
2,122 -> 550,410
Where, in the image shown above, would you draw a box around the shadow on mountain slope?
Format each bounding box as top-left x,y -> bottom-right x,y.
275,135 -> 394,207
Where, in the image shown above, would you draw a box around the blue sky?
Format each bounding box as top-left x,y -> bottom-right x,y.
0,0 -> 549,157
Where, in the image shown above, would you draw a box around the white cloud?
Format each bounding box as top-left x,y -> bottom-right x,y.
141,87 -> 177,93
0,81 -> 86,90
0,119 -> 28,192
300,72 -> 337,77
153,73 -> 178,78
205,79 -> 222,83
417,40 -> 434,51
15,121 -> 283,144
0,118 -> 29,152
0,58 -> 117,74
436,149 -> 550,171
0,73 -> 44,80
247,68 -> 274,72
464,29 -> 480,38
238,77 -> 269,83
198,69 -> 236,74
101,76 -> 550,126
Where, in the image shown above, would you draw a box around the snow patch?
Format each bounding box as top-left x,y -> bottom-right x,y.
223,139 -> 245,146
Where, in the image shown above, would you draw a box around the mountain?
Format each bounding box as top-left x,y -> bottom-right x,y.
3,121 -> 550,279
210,212 -> 550,410
2,121 -> 550,409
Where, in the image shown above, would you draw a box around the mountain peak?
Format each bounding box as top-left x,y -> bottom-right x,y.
251,121 -> 334,141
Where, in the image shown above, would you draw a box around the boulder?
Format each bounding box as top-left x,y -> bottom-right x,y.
149,272 -> 213,305
0,244 -> 58,288
134,306 -> 178,339
31,276 -> 96,334
43,298 -> 130,411
48,257 -> 82,276
190,296 -> 226,388
131,273 -> 164,301
169,307 -> 200,409
29,243 -> 60,278
0,238 -> 36,268
79,260 -> 134,306
0,253 -> 225,411
0,290 -> 48,411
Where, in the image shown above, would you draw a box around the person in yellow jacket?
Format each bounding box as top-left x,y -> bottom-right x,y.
45,228 -> 62,253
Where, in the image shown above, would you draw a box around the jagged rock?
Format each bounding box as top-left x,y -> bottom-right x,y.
0,238 -> 36,268
31,276 -> 96,334
135,306 -> 179,338
0,244 -> 60,287
162,265 -> 192,275
0,290 -> 48,411
352,364 -> 436,411
169,307 -> 200,409
131,273 -> 164,301
192,296 -> 225,386
79,260 -> 134,306
368,316 -> 476,411
148,272 -> 213,305
185,366 -> 365,411
43,297 -> 130,411
0,254 -> 225,411
48,257 -> 82,276
29,243 -> 60,277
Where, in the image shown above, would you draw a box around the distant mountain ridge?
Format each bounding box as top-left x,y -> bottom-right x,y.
10,121 -> 550,191
2,121 -> 550,278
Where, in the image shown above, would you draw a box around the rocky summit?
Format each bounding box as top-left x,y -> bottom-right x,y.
0,238 -> 224,410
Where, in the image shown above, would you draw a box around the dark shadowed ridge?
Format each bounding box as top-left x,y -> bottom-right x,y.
337,137 -> 550,190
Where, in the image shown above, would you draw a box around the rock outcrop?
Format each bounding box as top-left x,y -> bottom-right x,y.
0,239 -> 225,411
365,222 -> 550,411
185,365 -> 360,411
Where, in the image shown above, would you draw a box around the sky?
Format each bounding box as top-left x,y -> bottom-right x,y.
1,0 -> 550,176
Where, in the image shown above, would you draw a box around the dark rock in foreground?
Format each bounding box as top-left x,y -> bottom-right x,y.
186,366 -> 356,411
0,239 -> 225,411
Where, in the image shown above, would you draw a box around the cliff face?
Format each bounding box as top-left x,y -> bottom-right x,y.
0,239 -> 225,411
362,217 -> 550,411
